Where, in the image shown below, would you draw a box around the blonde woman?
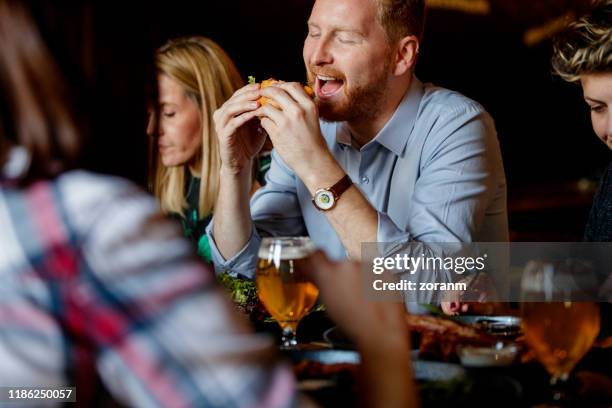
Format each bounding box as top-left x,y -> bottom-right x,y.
147,37 -> 244,262
552,0 -> 612,241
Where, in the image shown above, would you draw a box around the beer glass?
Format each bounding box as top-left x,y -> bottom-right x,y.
520,260 -> 600,401
256,237 -> 319,349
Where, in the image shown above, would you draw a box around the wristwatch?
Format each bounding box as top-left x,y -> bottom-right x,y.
312,174 -> 353,211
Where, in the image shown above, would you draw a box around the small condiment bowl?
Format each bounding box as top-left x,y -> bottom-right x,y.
457,342 -> 518,367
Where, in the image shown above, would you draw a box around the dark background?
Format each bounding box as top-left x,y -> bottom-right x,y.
83,0 -> 610,240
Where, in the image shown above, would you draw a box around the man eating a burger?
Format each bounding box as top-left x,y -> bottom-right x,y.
208,0 -> 508,308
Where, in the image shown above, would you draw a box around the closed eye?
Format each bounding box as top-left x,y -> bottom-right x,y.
338,37 -> 357,44
590,105 -> 606,114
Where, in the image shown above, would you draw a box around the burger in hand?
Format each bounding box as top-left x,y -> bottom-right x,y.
249,76 -> 314,109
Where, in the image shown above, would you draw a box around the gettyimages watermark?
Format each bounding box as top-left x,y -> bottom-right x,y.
360,242 -> 612,303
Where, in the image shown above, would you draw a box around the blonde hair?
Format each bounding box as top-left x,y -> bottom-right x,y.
150,37 -> 243,218
552,0 -> 612,83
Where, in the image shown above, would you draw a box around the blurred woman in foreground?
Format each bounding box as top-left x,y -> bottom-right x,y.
0,1 -> 298,405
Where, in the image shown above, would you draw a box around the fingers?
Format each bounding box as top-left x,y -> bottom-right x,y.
219,98 -> 260,127
259,117 -> 276,139
256,87 -> 304,137
259,85 -> 299,112
221,110 -> 260,140
275,81 -> 316,109
214,86 -> 261,129
233,82 -> 260,97
256,103 -> 283,140
258,83 -> 317,129
441,301 -> 461,316
256,103 -> 284,126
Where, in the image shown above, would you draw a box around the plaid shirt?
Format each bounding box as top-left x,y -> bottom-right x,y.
0,167 -> 295,407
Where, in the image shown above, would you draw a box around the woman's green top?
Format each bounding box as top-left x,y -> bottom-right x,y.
176,159 -> 271,263
173,175 -> 212,262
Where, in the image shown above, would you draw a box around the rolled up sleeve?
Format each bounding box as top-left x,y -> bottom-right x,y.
207,221 -> 262,279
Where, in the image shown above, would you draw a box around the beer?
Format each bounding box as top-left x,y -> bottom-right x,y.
522,301 -> 600,380
256,252 -> 319,332
256,237 -> 318,348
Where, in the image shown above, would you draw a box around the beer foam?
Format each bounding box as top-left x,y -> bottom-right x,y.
258,245 -> 315,260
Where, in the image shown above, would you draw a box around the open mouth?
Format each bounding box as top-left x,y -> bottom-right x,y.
315,75 -> 344,99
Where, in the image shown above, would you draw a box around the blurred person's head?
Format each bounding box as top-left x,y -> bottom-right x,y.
148,37 -> 243,218
303,0 -> 424,124
552,0 -> 612,150
0,0 -> 153,183
0,0 -> 80,181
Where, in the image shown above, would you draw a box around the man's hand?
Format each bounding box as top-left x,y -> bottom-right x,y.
213,83 -> 267,176
255,82 -> 334,181
212,83 -> 266,261
441,273 -> 506,316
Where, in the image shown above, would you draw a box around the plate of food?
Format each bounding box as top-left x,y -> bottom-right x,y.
290,346 -> 466,382
452,315 -> 522,338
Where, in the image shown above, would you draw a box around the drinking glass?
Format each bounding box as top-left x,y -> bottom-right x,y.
520,260 -> 600,402
256,237 -> 319,349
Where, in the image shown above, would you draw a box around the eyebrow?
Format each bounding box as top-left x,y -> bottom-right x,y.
584,96 -> 605,104
307,22 -> 365,36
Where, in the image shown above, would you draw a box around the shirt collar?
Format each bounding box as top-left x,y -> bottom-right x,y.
335,76 -> 424,157
335,124 -> 353,147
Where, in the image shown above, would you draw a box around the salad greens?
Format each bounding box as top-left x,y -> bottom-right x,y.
218,272 -> 257,307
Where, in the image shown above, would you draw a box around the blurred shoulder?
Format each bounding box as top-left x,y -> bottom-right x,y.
57,170 -> 139,194
57,170 -> 151,207
56,170 -> 158,232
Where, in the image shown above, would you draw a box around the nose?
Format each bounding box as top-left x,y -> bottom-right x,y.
146,111 -> 158,137
310,36 -> 333,66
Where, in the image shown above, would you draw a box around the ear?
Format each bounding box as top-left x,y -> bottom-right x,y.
391,35 -> 419,76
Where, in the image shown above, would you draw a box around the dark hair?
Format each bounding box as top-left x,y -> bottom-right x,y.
551,0 -> 612,83
377,0 -> 426,43
0,0 -> 80,179
0,0 -> 155,183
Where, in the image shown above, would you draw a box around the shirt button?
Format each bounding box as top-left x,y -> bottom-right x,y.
361,175 -> 369,184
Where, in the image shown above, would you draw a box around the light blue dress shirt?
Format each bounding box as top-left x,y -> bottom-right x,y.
207,77 -> 508,278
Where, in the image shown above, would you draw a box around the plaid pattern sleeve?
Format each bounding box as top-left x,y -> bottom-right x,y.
0,170 -> 296,407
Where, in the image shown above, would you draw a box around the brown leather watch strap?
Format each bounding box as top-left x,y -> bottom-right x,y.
329,174 -> 353,199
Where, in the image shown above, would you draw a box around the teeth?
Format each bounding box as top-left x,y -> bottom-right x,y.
317,75 -> 338,81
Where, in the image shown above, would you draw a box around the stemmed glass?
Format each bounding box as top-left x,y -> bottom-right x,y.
256,237 -> 319,349
520,260 -> 600,402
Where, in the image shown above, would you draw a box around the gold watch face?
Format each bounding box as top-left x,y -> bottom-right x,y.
314,189 -> 335,210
